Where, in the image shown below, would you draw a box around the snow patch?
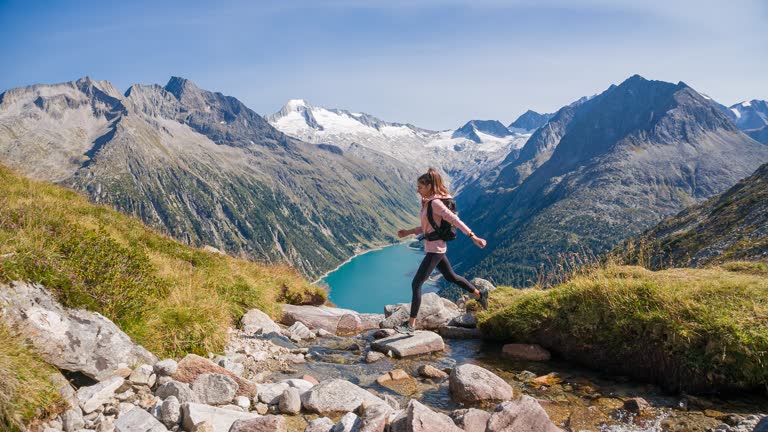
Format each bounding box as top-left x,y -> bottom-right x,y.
730,108 -> 742,119
742,100 -> 752,107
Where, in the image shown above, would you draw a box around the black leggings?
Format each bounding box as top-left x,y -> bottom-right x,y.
410,253 -> 477,318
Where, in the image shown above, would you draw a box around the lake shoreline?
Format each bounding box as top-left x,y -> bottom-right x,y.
311,238 -> 417,285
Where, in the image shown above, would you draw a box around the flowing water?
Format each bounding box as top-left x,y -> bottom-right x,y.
308,243 -> 768,431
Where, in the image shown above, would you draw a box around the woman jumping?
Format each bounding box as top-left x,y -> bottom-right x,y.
395,168 -> 488,335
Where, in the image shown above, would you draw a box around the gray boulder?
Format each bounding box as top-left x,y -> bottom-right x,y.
448,313 -> 477,328
156,381 -> 197,404
256,382 -> 289,405
450,408 -> 491,431
180,402 -> 259,432
371,331 -> 444,358
153,359 -> 178,376
113,408 -> 167,432
280,304 -> 382,335
129,364 -> 156,387
76,377 -> 124,414
240,309 -> 281,335
286,321 -> 315,341
159,396 -> 181,428
358,403 -> 395,432
390,400 -> 463,432
486,396 -> 562,432
61,408 -> 85,432
278,388 -> 301,415
191,373 -> 239,405
229,415 -> 287,432
331,412 -> 360,432
380,293 -> 460,330
0,282 -> 158,381
301,379 -> 385,414
449,364 -> 513,404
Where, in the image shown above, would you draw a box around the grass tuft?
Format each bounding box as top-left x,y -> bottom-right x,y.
478,262 -> 768,393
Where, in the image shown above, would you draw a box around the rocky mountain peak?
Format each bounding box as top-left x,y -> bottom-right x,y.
453,120 -> 511,142
508,110 -> 554,131
164,76 -> 203,102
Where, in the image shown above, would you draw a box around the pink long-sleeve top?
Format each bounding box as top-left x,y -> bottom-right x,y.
408,194 -> 473,253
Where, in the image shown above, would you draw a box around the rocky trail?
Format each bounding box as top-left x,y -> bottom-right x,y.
3,280 -> 767,432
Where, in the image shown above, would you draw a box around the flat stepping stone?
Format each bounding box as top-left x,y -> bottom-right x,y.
371,331 -> 444,358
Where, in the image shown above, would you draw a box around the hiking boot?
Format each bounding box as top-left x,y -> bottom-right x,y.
478,289 -> 489,310
394,321 -> 415,335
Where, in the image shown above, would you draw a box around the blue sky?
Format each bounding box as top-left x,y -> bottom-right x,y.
1,0 -> 766,129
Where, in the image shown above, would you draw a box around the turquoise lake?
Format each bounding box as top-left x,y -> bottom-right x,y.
319,243 -> 439,313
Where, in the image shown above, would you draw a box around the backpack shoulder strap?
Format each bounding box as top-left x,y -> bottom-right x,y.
426,200 -> 440,232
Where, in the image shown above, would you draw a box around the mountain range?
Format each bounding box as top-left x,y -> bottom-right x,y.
267,99 -> 531,192
451,75 -> 768,285
0,77 -> 420,278
0,74 -> 765,285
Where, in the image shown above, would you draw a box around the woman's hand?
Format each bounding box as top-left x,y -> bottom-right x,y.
397,229 -> 410,238
472,236 -> 487,249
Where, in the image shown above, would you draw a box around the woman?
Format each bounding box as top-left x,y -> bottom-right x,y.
395,168 -> 488,335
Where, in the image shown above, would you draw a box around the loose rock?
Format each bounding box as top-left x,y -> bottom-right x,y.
181,402 -> 259,432
112,408 -> 166,432
153,359 -> 178,377
417,365 -> 448,379
371,331 -> 445,358
191,373 -> 239,405
240,309 -> 281,335
155,381 -> 197,404
301,379 -> 385,414
449,364 -> 514,404
159,396 -> 181,428
501,344 -> 551,362
278,388 -> 301,415
77,377 -> 125,414
486,396 -> 562,432
305,417 -> 335,432
380,293 -> 461,330
229,415 -> 287,432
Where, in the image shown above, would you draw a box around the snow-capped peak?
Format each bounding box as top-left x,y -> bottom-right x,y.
742,100 -> 752,107
285,98 -> 310,110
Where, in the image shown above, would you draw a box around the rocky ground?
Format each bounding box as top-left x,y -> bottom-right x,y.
4,280 -> 767,432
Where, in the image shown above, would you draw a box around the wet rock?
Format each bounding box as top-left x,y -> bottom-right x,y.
366,351 -> 386,363
229,415 -> 287,432
305,417 -> 335,432
357,401 -> 395,432
450,408 -> 491,432
449,364 -> 513,404
128,364 -> 156,387
181,402 -> 259,432
370,331 -> 445,358
155,381 -> 197,404
172,354 -> 256,398
77,377 -> 125,414
376,370 -> 418,395
448,313 -> 477,328
256,382 -> 290,405
381,395 -> 400,411
240,309 -> 281,335
331,412 -> 360,432
417,365 -> 448,379
380,293 -> 461,330
623,397 -> 652,415
501,344 -> 551,362
153,359 -> 178,377
438,326 -> 482,339
278,388 -> 301,415
391,399 -> 463,432
113,408 -> 166,432
487,396 -> 561,432
0,282 -> 158,381
531,373 -> 561,387
191,373 -> 239,405
159,396 -> 180,428
301,379 -> 385,414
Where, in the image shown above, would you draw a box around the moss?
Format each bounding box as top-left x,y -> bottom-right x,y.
478,263 -> 768,393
